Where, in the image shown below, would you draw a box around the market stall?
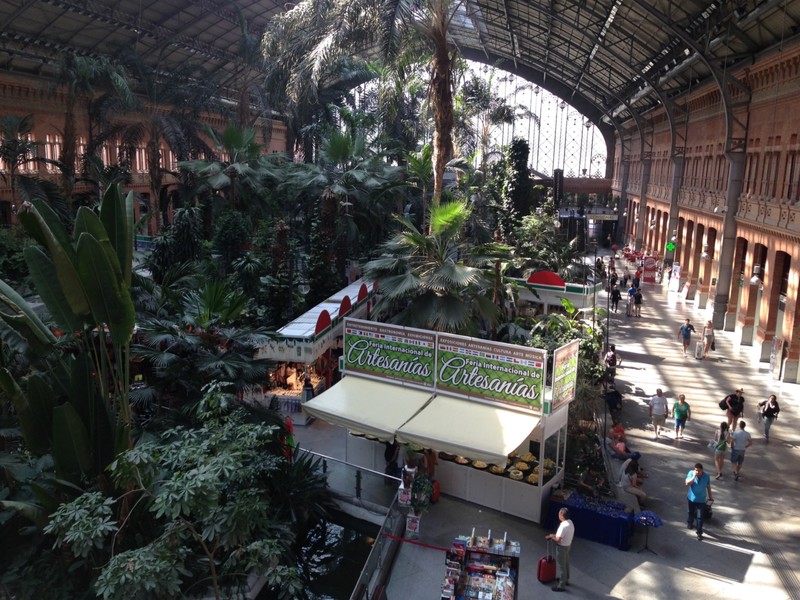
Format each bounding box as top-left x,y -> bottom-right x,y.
299,319 -> 581,524
253,279 -> 375,424
302,377 -> 434,470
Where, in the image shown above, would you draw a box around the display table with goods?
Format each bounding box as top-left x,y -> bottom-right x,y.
435,450 -> 558,522
545,489 -> 634,550
441,530 -> 520,600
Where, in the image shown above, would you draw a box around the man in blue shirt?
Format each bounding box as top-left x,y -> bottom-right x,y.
685,463 -> 714,540
677,318 -> 696,357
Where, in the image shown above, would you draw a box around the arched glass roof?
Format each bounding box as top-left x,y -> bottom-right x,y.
1,0 -> 797,128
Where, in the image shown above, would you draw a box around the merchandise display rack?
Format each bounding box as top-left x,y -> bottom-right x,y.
441,529 -> 520,600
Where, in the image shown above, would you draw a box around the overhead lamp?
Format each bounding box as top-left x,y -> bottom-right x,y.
700,245 -> 709,260
714,205 -> 728,213
750,265 -> 762,285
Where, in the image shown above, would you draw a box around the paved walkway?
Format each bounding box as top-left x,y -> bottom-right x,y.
295,252 -> 800,600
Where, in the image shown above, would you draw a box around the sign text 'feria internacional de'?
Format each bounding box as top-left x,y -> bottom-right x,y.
343,319 -> 546,411
343,320 -> 436,388
436,334 -> 546,409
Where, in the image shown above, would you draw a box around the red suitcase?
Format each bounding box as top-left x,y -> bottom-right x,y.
431,480 -> 440,504
538,542 -> 557,584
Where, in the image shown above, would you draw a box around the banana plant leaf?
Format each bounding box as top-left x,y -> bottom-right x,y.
0,500 -> 48,530
52,402 -> 93,480
0,368 -> 49,455
74,205 -> 113,246
17,199 -> 91,317
75,233 -> 135,346
99,186 -> 134,287
23,246 -> 85,334
0,278 -> 58,356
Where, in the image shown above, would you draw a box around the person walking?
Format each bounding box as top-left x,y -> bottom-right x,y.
723,388 -> 745,428
702,320 -> 715,357
685,463 -> 714,540
711,422 -> 729,479
672,394 -> 692,439
649,388 -> 669,439
546,507 -> 575,592
626,283 -> 636,318
730,420 -> 753,481
610,284 -> 622,312
677,318 -> 696,357
604,344 -> 621,383
758,394 -> 780,442
633,288 -> 643,317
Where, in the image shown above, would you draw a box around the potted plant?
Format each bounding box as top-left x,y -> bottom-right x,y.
406,474 -> 434,539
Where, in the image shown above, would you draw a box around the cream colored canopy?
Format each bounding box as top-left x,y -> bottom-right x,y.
396,395 -> 540,465
301,377 -> 433,442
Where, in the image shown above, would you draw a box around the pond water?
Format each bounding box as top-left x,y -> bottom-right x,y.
258,510 -> 379,600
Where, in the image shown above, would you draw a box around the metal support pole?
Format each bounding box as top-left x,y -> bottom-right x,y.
592,243 -> 597,332
605,285 -> 611,352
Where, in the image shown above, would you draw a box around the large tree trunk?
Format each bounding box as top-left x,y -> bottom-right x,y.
147,128 -> 163,233
61,93 -> 77,207
429,11 -> 455,230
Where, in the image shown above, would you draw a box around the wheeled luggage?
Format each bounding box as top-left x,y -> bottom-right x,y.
537,541 -> 557,584
694,340 -> 704,360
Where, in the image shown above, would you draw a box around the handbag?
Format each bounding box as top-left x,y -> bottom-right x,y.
707,439 -> 717,450
710,340 -> 716,351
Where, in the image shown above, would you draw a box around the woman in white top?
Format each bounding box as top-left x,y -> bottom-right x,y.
702,320 -> 715,358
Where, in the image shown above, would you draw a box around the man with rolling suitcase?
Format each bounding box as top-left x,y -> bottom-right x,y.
545,507 -> 575,591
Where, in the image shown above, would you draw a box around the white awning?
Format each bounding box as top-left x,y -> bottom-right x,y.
396,395 -> 540,465
302,377 -> 433,442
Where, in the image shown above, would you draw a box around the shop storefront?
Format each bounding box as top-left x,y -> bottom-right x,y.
247,280 -> 375,424
302,318 -> 580,523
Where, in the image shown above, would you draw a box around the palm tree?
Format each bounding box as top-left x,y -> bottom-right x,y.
133,280 -> 273,422
179,123 -> 286,232
0,114 -> 64,212
51,52 -> 133,203
115,50 -> 219,229
381,0 -> 462,212
364,200 -> 506,334
280,111 -> 405,301
261,0 -> 461,221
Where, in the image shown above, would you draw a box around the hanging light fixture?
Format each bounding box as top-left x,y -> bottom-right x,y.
750,265 -> 762,285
